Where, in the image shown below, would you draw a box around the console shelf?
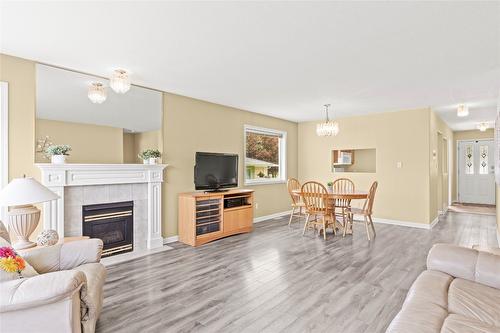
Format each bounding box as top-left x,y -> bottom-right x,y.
178,189 -> 254,246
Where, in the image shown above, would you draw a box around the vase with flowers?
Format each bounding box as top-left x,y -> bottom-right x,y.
138,149 -> 161,164
0,246 -> 26,278
45,144 -> 72,164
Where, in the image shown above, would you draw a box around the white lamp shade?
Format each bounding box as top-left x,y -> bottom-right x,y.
0,177 -> 59,206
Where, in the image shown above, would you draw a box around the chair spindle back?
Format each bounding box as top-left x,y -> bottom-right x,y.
301,181 -> 331,214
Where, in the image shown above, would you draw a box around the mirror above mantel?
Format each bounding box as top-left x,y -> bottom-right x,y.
35,64 -> 163,164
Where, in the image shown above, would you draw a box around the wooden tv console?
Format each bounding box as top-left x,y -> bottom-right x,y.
178,189 -> 254,246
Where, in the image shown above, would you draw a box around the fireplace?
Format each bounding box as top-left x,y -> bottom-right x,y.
82,201 -> 134,258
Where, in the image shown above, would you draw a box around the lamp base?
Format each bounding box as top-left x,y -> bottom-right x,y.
7,205 -> 40,250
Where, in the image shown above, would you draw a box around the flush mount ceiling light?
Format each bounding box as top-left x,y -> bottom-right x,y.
110,69 -> 131,94
477,122 -> 489,132
316,104 -> 339,137
87,82 -> 107,104
457,104 -> 469,117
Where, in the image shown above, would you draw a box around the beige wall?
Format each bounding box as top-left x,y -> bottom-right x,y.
35,119 -> 124,163
299,108 -> 432,224
0,54 -> 39,181
162,92 -> 298,237
0,54 -> 41,239
429,111 -> 454,223
123,133 -> 135,163
452,129 -> 494,202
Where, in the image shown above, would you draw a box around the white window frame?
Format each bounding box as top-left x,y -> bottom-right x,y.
0,82 -> 8,223
244,125 -> 287,186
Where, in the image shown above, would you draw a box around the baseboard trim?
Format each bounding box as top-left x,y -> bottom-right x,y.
430,216 -> 440,229
254,210 -> 290,223
372,217 -> 435,230
163,235 -> 179,244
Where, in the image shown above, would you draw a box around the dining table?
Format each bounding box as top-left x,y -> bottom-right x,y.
292,188 -> 369,234
292,188 -> 368,201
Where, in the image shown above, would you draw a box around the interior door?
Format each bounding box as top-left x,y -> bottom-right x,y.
458,140 -> 495,204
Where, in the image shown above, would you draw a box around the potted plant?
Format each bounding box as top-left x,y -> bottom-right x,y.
138,149 -> 161,164
327,181 -> 333,193
45,144 -> 72,164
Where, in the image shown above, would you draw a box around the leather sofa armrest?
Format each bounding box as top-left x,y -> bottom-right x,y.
0,270 -> 86,313
427,243 -> 500,289
59,239 -> 104,270
23,238 -> 104,273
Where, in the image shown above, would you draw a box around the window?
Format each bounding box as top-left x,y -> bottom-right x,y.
479,145 -> 488,175
244,125 -> 286,185
465,144 -> 474,175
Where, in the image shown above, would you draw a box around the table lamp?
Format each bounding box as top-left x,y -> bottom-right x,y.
0,177 -> 59,249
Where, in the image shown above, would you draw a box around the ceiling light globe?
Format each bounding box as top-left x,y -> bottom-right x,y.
110,69 -> 131,94
88,83 -> 107,104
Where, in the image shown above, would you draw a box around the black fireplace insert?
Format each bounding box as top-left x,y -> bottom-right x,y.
82,201 -> 133,257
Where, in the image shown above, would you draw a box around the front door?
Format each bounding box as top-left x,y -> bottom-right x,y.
458,140 -> 495,205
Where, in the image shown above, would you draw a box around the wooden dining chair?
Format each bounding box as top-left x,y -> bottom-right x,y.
331,178 -> 354,229
301,181 -> 337,240
287,178 -> 306,226
344,181 -> 378,240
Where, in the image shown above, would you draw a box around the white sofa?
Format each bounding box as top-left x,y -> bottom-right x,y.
0,225 -> 107,333
387,243 -> 500,333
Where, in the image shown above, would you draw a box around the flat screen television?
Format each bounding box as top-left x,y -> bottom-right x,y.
194,152 -> 238,191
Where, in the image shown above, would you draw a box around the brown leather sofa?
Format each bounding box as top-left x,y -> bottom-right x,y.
387,243 -> 500,333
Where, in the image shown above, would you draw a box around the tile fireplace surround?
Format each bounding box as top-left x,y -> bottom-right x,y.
36,163 -> 168,262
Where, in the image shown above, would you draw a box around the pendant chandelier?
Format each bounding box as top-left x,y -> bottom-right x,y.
87,82 -> 107,104
457,104 -> 469,117
316,104 -> 339,136
477,122 -> 488,132
110,69 -> 131,94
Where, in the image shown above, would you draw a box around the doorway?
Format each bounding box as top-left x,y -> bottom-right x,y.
457,139 -> 495,205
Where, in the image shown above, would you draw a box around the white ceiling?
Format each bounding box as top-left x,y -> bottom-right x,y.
1,1 -> 499,130
36,64 -> 162,132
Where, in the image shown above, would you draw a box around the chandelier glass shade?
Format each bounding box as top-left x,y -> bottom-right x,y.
110,69 -> 131,94
457,104 -> 469,117
316,104 -> 339,136
87,83 -> 107,104
477,122 -> 488,132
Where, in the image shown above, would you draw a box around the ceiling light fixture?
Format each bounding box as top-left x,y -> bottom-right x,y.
457,104 -> 469,117
316,104 -> 339,137
88,82 -> 107,104
110,69 -> 131,94
477,122 -> 489,132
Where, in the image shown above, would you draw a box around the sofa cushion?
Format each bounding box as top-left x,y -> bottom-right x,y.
386,270 -> 453,333
448,278 -> 500,327
386,301 -> 448,333
403,270 -> 453,309
441,314 -> 500,333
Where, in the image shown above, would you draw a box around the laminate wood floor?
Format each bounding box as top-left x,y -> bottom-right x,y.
96,211 -> 498,333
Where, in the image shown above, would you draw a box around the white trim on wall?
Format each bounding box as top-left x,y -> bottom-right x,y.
253,210 -> 290,223
0,82 -> 8,223
163,235 -> 179,244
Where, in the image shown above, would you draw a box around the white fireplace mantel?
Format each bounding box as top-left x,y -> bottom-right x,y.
36,163 -> 168,249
